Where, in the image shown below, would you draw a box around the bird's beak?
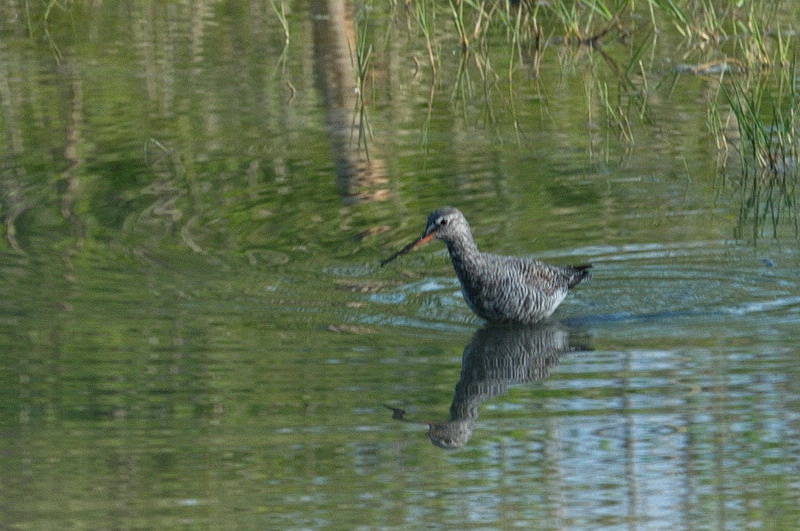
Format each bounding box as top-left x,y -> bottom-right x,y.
380,232 -> 435,267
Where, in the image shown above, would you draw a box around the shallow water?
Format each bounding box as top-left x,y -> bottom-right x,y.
2,2 -> 800,530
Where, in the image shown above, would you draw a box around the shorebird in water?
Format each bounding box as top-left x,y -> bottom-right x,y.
381,207 -> 591,324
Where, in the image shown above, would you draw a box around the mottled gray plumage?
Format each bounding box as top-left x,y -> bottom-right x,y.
382,206 -> 591,324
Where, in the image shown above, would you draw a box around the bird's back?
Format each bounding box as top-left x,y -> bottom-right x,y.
452,252 -> 590,324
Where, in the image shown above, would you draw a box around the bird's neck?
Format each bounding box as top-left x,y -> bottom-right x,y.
445,235 -> 480,267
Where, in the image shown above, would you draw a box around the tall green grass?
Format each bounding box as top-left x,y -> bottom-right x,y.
398,0 -> 797,160
388,0 -> 798,236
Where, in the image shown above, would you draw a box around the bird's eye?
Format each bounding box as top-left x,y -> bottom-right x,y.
439,218 -> 448,226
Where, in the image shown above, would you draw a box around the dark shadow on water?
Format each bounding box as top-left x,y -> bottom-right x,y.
386,320 -> 590,449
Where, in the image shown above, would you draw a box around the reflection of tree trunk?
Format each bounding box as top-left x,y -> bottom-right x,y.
0,40 -> 29,253
311,0 -> 388,204
60,62 -> 85,243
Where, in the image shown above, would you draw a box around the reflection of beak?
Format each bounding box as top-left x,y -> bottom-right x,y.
383,404 -> 436,426
380,232 -> 435,267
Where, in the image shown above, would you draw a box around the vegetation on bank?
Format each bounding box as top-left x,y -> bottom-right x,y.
379,0 -> 798,235
387,0 -> 798,177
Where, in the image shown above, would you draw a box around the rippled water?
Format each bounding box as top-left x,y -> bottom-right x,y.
1,2 -> 799,530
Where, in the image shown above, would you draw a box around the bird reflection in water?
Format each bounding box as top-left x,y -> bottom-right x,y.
386,321 -> 588,449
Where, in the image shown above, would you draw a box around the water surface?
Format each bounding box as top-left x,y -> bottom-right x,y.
1,2 -> 799,530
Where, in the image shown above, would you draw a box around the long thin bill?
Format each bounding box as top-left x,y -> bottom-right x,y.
380,233 -> 434,267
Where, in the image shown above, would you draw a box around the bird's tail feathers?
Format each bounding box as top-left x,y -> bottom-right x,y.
567,264 -> 592,288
